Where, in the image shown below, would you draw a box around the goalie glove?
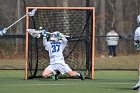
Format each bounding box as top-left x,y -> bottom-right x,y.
58,32 -> 64,40
53,31 -> 63,40
42,30 -> 50,39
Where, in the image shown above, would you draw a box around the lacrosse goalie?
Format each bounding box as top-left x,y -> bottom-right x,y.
27,28 -> 85,80
41,30 -> 85,80
132,15 -> 140,90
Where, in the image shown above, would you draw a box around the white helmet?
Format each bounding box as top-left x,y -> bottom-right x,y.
137,15 -> 140,26
49,34 -> 58,43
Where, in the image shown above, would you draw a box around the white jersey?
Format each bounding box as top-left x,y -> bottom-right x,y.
134,27 -> 140,41
43,36 -> 67,65
106,31 -> 119,46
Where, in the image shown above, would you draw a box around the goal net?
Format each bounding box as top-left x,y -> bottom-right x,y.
25,7 -> 95,79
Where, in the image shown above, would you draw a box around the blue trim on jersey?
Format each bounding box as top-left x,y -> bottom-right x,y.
50,42 -> 61,53
51,42 -> 61,45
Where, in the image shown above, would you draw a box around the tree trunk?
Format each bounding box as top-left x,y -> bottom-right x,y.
115,0 -> 124,54
99,0 -> 106,54
14,0 -> 23,57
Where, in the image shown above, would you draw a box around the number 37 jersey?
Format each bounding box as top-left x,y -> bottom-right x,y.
43,37 -> 67,64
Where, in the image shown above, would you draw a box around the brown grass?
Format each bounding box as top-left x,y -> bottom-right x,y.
0,55 -> 140,70
95,55 -> 140,70
0,59 -> 25,69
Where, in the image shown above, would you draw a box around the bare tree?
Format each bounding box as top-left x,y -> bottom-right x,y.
14,0 -> 23,56
99,0 -> 106,53
108,0 -> 115,28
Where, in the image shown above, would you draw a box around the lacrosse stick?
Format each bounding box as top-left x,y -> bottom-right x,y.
0,8 -> 37,36
27,28 -> 70,38
45,32 -> 70,38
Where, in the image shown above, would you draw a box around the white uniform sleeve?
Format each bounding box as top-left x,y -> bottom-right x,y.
61,35 -> 68,51
62,36 -> 67,44
43,37 -> 50,51
134,27 -> 140,41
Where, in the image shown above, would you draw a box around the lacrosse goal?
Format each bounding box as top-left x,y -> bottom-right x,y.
25,7 -> 95,80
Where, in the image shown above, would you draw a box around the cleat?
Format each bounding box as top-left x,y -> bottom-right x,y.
132,83 -> 140,90
78,73 -> 85,80
54,70 -> 60,80
54,75 -> 58,80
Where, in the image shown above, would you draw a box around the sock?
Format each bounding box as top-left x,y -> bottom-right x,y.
136,76 -> 140,84
52,71 -> 56,75
77,73 -> 80,77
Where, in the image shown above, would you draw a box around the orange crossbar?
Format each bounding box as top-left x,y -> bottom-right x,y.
27,7 -> 95,10
25,7 -> 95,80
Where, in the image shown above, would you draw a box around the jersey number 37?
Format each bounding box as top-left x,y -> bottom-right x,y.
51,44 -> 60,53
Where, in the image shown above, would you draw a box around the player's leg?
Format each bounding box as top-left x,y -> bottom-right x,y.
59,63 -> 85,80
133,64 -> 140,90
67,71 -> 85,80
112,46 -> 117,57
42,68 -> 53,78
42,65 -> 56,78
108,46 -> 112,57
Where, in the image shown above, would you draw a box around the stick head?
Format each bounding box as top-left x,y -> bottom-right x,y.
28,8 -> 37,16
27,29 -> 43,38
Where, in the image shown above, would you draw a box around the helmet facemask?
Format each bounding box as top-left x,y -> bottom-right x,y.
49,34 -> 58,43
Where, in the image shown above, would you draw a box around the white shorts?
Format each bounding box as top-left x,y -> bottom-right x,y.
45,63 -> 72,74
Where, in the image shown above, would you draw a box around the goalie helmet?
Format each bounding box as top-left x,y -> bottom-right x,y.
137,15 -> 140,26
49,31 -> 61,43
49,34 -> 58,43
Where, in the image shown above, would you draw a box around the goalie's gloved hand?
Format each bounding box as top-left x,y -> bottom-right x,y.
53,31 -> 63,40
58,33 -> 64,40
42,30 -> 48,38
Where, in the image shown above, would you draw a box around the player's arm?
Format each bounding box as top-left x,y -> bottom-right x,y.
42,31 -> 50,51
58,32 -> 68,50
57,32 -> 68,44
61,34 -> 68,44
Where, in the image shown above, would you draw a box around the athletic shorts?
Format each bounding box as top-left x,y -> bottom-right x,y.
45,63 -> 72,74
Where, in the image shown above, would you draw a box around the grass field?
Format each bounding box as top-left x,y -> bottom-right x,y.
0,55 -> 140,93
0,70 -> 139,93
1,55 -> 140,70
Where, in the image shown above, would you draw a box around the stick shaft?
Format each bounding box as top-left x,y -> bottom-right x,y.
6,14 -> 28,30
5,8 -> 37,30
46,32 -> 70,37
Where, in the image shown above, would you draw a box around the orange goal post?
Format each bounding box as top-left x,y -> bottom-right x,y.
25,7 -> 95,80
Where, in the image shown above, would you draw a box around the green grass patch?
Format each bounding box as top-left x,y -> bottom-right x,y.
0,70 -> 138,93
